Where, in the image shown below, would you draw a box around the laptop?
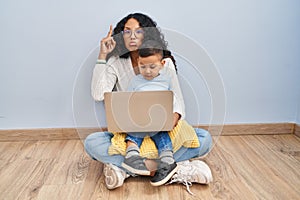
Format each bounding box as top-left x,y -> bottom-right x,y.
104,91 -> 173,132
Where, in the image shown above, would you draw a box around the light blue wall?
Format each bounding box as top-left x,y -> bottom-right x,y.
297,101 -> 300,124
1,0 -> 300,129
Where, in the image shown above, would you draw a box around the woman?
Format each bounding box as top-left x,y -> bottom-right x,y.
84,13 -> 213,190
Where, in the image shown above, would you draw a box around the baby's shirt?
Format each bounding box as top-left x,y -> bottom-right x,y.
127,74 -> 171,91
127,74 -> 179,114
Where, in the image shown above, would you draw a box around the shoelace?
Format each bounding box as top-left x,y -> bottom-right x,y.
166,174 -> 195,195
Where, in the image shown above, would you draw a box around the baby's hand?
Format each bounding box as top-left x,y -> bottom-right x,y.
173,113 -> 180,128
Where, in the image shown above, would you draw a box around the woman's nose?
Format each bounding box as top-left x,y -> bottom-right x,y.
130,32 -> 136,39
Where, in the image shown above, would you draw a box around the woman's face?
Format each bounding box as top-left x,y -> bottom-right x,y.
123,18 -> 144,52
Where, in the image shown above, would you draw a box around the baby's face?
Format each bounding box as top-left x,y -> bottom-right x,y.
138,55 -> 165,80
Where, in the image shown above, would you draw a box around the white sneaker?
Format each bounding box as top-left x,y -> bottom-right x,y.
103,163 -> 129,190
167,160 -> 213,195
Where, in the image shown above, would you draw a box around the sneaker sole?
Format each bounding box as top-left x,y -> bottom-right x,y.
103,164 -> 120,190
121,162 -> 151,176
150,165 -> 179,186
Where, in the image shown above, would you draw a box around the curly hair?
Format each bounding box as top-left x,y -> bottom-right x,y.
107,13 -> 177,71
138,40 -> 164,58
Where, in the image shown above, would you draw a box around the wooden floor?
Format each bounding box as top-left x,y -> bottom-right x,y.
0,134 -> 299,200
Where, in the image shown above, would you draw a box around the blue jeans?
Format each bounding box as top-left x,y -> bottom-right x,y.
126,131 -> 173,155
84,128 -> 212,171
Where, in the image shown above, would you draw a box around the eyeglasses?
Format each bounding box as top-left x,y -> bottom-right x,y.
122,29 -> 144,38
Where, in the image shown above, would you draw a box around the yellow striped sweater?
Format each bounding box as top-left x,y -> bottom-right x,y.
108,120 -> 200,159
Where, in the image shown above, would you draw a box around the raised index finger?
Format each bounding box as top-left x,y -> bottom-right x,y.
106,25 -> 113,37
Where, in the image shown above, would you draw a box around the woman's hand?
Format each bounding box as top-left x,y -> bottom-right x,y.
98,25 -> 116,60
173,112 -> 181,128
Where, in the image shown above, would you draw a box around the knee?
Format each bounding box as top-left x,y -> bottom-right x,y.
84,132 -> 97,150
84,131 -> 112,160
84,133 -> 96,156
84,132 -> 110,152
194,128 -> 213,150
194,128 -> 210,137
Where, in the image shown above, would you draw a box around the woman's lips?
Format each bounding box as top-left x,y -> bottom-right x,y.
129,42 -> 137,46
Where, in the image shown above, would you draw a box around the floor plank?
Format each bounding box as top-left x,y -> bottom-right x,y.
214,135 -> 299,199
0,135 -> 299,200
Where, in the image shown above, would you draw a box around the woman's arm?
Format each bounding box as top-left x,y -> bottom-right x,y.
98,25 -> 116,60
91,60 -> 117,101
163,58 -> 186,119
91,26 -> 118,101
